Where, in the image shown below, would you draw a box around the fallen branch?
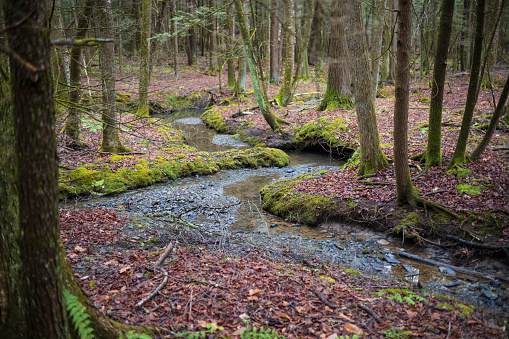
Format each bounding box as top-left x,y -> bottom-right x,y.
423,189 -> 446,196
398,251 -> 509,283
358,304 -> 383,324
446,235 -> 509,259
137,243 -> 173,308
360,181 -> 393,186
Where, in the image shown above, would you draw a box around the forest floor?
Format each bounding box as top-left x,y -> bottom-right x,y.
58,56 -> 509,337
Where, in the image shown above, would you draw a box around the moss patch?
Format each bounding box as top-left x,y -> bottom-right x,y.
260,172 -> 336,226
293,117 -> 356,151
202,106 -> 231,133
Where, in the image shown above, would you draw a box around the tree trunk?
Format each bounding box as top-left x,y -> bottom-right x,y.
459,0 -> 470,72
344,0 -> 388,176
449,0 -> 485,167
394,0 -> 419,208
65,0 -> 96,146
269,0 -> 280,84
421,0 -> 456,167
276,0 -> 295,106
276,0 -> 315,107
370,0 -> 386,96
149,0 -> 168,77
226,2 -> 236,88
480,0 -> 504,89
235,52 -> 247,96
470,74 -> 509,161
317,0 -> 352,111
171,0 -> 179,80
1,2 -> 68,337
233,0 -> 285,131
49,0 -> 70,100
207,0 -> 218,73
138,0 -> 151,117
98,0 -> 127,153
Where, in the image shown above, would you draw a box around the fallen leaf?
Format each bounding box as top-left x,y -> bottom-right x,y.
325,334 -> 338,339
277,312 -> 292,321
338,313 -> 354,322
344,323 -> 363,335
406,310 -> 417,319
119,264 -> 132,273
248,289 -> 261,296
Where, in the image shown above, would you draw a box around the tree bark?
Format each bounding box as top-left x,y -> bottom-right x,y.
233,0 -> 285,131
65,0 -> 96,146
394,0 -> 418,207
449,0 -> 485,167
226,2 -> 236,88
470,74 -> 509,161
137,0 -> 151,117
149,0 -> 168,77
269,0 -> 280,85
171,0 -> 179,80
98,0 -> 127,153
276,0 -> 295,106
317,0 -> 352,111
344,0 -> 388,176
421,0 -> 456,167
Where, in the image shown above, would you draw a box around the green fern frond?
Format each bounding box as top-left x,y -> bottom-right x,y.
63,289 -> 95,339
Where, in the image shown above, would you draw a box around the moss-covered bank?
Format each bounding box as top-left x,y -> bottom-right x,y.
59,146 -> 289,200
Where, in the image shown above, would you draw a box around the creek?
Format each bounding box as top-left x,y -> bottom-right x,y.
71,110 -> 509,313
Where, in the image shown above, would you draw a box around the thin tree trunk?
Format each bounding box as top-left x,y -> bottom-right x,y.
269,0 -> 280,84
471,74 -> 509,161
370,0 -> 386,96
171,0 -> 179,80
226,2 -> 236,88
394,0 -> 418,207
98,0 -> 127,153
149,0 -> 168,77
419,0 -> 456,167
138,0 -> 151,117
276,0 -> 295,106
449,0 -> 485,167
345,0 -> 388,176
65,0 -> 96,146
459,0 -> 470,72
233,0 -> 286,131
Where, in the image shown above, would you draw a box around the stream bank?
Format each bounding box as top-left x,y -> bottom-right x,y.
65,112 -> 509,317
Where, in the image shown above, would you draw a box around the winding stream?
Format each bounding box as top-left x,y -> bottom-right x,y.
69,110 -> 509,313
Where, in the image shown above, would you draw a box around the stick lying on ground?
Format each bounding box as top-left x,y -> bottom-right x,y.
398,251 -> 509,283
137,243 -> 173,308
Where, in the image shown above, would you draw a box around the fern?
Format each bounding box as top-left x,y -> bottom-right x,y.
240,326 -> 283,339
124,330 -> 152,339
64,289 -> 95,339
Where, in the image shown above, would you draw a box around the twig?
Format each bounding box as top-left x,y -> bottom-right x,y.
360,181 -> 393,186
423,189 -> 446,196
357,304 -> 383,324
312,289 -> 337,309
447,235 -> 509,258
411,169 -> 427,181
136,243 -> 173,308
420,236 -> 454,247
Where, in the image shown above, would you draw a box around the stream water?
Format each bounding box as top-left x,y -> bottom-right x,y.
69,111 -> 509,313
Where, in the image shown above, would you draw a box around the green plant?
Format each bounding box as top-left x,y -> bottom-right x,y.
374,289 -> 426,306
64,289 -> 94,339
240,326 -> 283,339
381,328 -> 412,339
174,323 -> 224,338
340,335 -> 359,339
124,331 -> 152,339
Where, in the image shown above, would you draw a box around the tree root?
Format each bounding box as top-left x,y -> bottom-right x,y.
415,197 -> 459,220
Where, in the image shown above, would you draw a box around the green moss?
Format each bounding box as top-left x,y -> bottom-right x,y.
111,155 -> 135,162
455,304 -> 474,317
393,212 -> 420,235
202,106 -> 230,133
437,303 -> 456,311
213,147 -> 289,170
69,167 -> 100,186
293,117 -> 356,151
260,172 -> 334,226
344,269 -> 363,277
457,184 -> 483,195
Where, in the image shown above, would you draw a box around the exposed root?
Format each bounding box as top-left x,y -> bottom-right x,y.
415,197 -> 459,220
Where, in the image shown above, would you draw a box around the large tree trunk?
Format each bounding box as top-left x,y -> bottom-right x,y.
420,0 -> 456,167
317,0 -> 352,111
449,0 -> 485,167
64,0 -> 96,146
1,1 -> 68,337
459,0 -> 470,72
233,0 -> 285,131
344,0 -> 388,176
98,0 -> 127,153
394,0 -> 418,208
137,0 -> 151,117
